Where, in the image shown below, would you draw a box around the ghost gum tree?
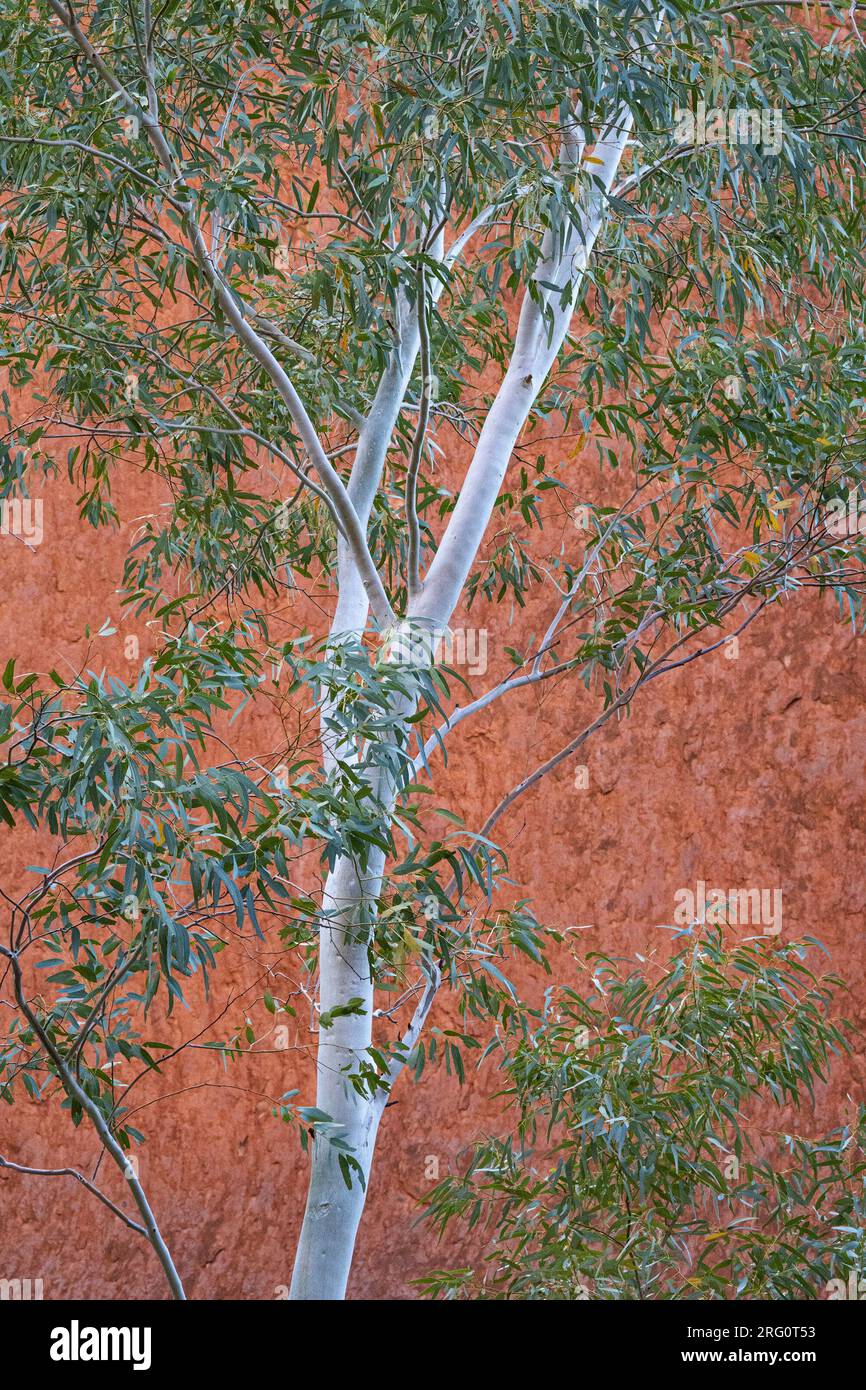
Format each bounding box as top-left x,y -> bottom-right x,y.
0,0 -> 865,1300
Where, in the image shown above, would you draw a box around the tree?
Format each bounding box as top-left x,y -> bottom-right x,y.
419,929 -> 866,1300
0,0 -> 864,1299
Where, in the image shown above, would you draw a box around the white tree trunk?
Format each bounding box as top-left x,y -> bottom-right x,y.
289,77 -> 643,1303
289,850 -> 388,1299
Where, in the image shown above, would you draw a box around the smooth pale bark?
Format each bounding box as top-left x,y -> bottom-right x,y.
289,851 -> 388,1300
45,0 -> 662,1304
290,641 -> 431,1300
333,220 -> 445,637
290,278 -> 435,1297
414,108 -> 635,626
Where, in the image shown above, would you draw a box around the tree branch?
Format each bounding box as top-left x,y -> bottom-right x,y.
0,943 -> 186,1299
405,263 -> 432,599
0,1154 -> 146,1236
412,103 -> 637,629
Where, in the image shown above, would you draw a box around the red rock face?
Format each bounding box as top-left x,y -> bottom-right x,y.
1,429 -> 864,1302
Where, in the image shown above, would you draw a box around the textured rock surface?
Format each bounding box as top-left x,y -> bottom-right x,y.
0,449 -> 864,1302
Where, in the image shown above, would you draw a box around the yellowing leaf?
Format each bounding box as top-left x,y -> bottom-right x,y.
403,927 -> 423,955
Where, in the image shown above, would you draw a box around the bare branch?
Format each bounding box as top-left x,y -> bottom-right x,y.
0,136 -> 181,202
478,601 -> 770,841
0,1154 -> 146,1236
612,143 -> 697,199
373,961 -> 442,1111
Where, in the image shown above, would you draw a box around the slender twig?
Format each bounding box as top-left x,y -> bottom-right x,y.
479,601 -> 769,841
0,1154 -> 146,1236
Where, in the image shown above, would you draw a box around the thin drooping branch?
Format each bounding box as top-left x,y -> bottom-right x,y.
384,601 -> 771,1092
719,0 -> 866,11
0,135 -> 183,202
372,959 -> 441,1119
0,943 -> 186,1300
479,601 -> 770,840
412,507 -> 662,765
412,660 -> 574,777
612,143 -> 697,199
250,311 -> 366,428
0,1154 -> 146,1236
45,0 -> 176,171
180,219 -> 395,627
0,304 -> 335,524
69,948 -> 143,1076
530,482 -> 659,677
